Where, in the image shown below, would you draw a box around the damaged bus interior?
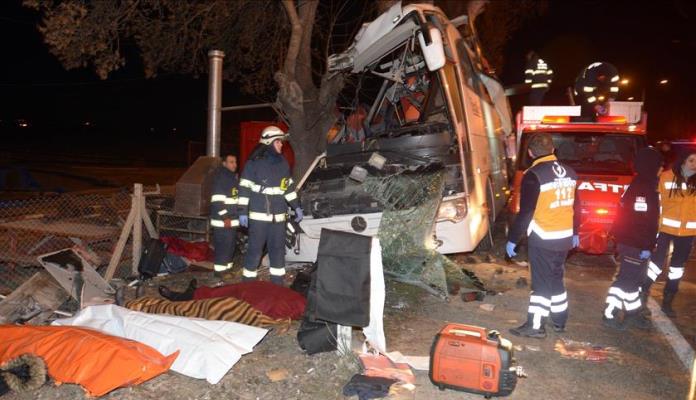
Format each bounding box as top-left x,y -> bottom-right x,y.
289,3 -> 513,262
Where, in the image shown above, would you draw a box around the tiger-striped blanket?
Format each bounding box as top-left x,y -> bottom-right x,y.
125,296 -> 287,328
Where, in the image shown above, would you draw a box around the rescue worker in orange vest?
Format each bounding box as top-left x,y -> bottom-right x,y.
506,133 -> 579,338
641,149 -> 696,317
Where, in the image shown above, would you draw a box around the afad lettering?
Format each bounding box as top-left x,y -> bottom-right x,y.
576,181 -> 628,193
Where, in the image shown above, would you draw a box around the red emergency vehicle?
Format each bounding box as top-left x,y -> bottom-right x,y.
509,102 -> 648,254
239,121 -> 294,170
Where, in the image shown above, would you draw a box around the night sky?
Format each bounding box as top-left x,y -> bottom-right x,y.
1,0 -> 694,166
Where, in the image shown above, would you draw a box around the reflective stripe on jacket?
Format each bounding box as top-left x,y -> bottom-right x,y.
238,151 -> 299,222
209,167 -> 239,228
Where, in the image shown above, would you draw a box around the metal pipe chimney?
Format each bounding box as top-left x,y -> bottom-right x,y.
207,50 -> 224,157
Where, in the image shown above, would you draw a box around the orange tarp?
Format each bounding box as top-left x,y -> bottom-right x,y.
0,325 -> 177,397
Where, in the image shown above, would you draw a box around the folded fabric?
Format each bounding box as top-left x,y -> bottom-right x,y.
125,296 -> 287,328
160,236 -> 213,262
53,304 -> 268,384
0,325 -> 176,397
342,374 -> 397,400
359,354 -> 415,384
194,280 -> 306,320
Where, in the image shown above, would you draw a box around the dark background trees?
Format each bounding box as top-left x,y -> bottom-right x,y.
22,0 -> 544,176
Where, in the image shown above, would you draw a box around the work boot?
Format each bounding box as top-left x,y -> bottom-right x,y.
661,292 -> 677,318
158,279 -> 197,302
551,323 -> 566,333
624,313 -> 652,330
601,316 -> 626,331
509,322 -> 547,339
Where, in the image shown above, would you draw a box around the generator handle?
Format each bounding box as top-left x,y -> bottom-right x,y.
446,324 -> 487,339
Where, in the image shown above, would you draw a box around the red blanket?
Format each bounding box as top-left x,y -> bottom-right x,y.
194,280 -> 306,320
160,236 -> 213,262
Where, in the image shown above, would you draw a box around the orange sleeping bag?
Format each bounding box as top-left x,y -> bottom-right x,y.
0,325 -> 177,397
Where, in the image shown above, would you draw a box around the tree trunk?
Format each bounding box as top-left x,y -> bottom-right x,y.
277,0 -> 344,182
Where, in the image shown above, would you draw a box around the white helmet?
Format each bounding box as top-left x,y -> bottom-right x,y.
259,125 -> 287,145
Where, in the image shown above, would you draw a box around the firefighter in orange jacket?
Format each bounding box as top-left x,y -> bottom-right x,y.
641,149 -> 696,317
506,133 -> 578,338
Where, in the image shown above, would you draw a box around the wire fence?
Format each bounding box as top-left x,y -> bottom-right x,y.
0,191 -> 140,295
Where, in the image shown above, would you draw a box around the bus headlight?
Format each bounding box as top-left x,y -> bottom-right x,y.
437,196 -> 468,223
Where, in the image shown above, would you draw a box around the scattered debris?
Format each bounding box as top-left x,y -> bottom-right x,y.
494,266 -> 504,274
514,366 -> 528,378
447,282 -> 461,295
391,301 -> 407,309
461,268 -> 486,292
0,271 -> 69,325
461,291 -> 485,302
524,345 -> 540,352
515,277 -> 529,288
479,303 -> 495,312
265,369 -> 289,382
513,345 -> 524,352
463,255 -> 479,264
554,338 -> 622,363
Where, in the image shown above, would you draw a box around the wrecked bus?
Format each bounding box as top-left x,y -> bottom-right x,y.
510,103 -> 648,254
285,2 -> 514,262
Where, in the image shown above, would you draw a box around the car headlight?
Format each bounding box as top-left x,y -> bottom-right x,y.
436,196 -> 468,222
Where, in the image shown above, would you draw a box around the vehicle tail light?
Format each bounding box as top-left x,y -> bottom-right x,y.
541,116 -> 570,124
595,208 -> 609,215
596,115 -> 627,124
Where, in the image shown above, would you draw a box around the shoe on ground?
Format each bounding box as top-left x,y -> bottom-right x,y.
624,313 -> 652,330
551,324 -> 566,333
509,322 -> 547,339
601,316 -> 626,331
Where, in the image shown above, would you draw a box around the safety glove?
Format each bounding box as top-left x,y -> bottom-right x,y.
505,241 -> 517,258
294,207 -> 304,223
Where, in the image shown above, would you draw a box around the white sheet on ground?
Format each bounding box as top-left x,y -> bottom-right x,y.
52,304 -> 268,384
363,237 -> 387,353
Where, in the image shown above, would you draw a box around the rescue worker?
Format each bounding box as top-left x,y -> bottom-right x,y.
506,133 -> 578,338
238,126 -> 303,285
524,51 -> 553,105
573,62 -> 620,118
602,147 -> 662,330
209,153 -> 239,274
641,149 -> 696,317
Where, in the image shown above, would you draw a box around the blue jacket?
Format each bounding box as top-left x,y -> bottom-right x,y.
210,167 -> 239,228
238,146 -> 299,222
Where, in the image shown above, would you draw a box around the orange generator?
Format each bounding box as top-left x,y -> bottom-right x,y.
429,323 -> 517,397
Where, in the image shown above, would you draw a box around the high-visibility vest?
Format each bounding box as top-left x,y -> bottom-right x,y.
658,169 -> 696,236
526,154 -> 577,242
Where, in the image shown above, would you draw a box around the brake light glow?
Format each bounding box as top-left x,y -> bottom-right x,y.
595,208 -> 609,215
541,116 -> 570,124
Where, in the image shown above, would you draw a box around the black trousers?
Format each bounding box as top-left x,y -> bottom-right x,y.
528,88 -> 547,106
604,244 -> 646,318
212,227 -> 237,272
527,246 -> 569,329
243,220 -> 286,281
644,232 -> 694,295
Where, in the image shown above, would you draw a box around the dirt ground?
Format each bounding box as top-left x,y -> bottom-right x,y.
3,249 -> 691,400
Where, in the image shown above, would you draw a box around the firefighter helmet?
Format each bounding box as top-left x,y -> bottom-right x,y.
259,126 -> 287,145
